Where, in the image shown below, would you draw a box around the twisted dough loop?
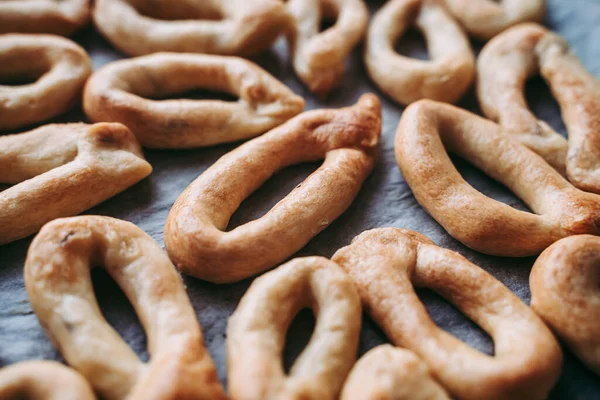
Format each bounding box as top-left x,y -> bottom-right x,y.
530,235 -> 600,375
332,228 -> 562,400
227,257 -> 361,400
24,216 -> 226,400
93,0 -> 288,57
84,53 -> 304,149
0,34 -> 91,131
165,94 -> 381,283
478,23 -> 600,193
365,0 -> 474,105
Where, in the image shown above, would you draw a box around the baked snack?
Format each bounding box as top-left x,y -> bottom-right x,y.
0,0 -> 90,36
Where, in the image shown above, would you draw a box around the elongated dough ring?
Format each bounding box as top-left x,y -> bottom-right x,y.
84,53 -> 305,149
395,100 -> 600,257
341,345 -> 450,400
365,0 -> 474,105
530,235 -> 600,375
332,228 -> 563,400
24,216 -> 227,400
286,0 -> 369,97
227,256 -> 361,400
478,23 -> 600,193
165,94 -> 381,283
0,34 -> 92,131
93,0 -> 289,57
0,123 -> 151,245
442,0 -> 544,40
0,361 -> 95,400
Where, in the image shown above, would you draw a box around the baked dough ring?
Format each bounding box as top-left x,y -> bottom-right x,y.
0,361 -> 95,400
0,123 -> 151,245
395,100 -> 600,257
83,53 -> 305,149
227,256 -> 361,400
0,34 -> 92,131
24,216 -> 227,400
478,23 -> 600,193
0,0 -> 90,37
340,345 -> 450,400
286,0 -> 369,97
530,235 -> 600,375
165,94 -> 381,283
332,228 -> 563,400
93,0 -> 289,57
365,0 -> 474,105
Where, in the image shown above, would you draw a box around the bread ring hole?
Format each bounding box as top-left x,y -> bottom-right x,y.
524,75 -> 567,137
126,0 -> 223,21
395,28 -> 430,61
319,1 -> 341,33
282,309 -> 316,373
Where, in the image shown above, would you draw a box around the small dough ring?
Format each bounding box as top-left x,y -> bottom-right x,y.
340,345 -> 450,400
365,0 -> 474,105
0,34 -> 92,131
93,0 -> 289,57
332,228 -> 563,400
84,53 -> 305,149
0,361 -> 95,400
0,0 -> 90,37
24,216 -> 227,400
530,235 -> 600,375
395,100 -> 600,257
165,94 -> 381,283
478,23 -> 600,193
286,0 -> 369,97
227,256 -> 361,400
0,123 -> 152,245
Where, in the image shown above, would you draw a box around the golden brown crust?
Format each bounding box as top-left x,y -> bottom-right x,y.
332,227 -> 563,400
0,34 -> 92,131
164,94 -> 381,283
365,0 -> 474,105
24,216 -> 227,400
227,256 -> 361,400
530,235 -> 600,375
0,123 -> 152,245
84,53 -> 305,149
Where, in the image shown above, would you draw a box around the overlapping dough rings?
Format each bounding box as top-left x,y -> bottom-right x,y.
478,23 -> 600,193
530,235 -> 600,375
84,53 -> 305,148
0,0 -> 90,37
332,228 -> 563,400
0,34 -> 91,131
165,94 -> 381,283
93,0 -> 289,57
24,216 -> 227,400
286,0 -> 368,96
365,0 -> 474,105
0,361 -> 95,400
0,123 -> 151,245
395,100 -> 600,256
227,257 -> 361,400
340,345 -> 450,400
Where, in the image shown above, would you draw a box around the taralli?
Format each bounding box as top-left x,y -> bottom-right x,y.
478,23 -> 600,193
286,0 -> 369,96
332,228 -> 563,400
0,361 -> 95,400
165,94 -> 381,283
227,257 -> 361,400
0,123 -> 151,245
0,0 -> 90,37
24,216 -> 227,400
340,345 -> 450,400
84,53 -> 305,149
365,0 -> 474,105
395,100 -> 600,257
93,0 -> 289,57
0,34 -> 92,131
442,0 -> 544,40
530,235 -> 600,375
